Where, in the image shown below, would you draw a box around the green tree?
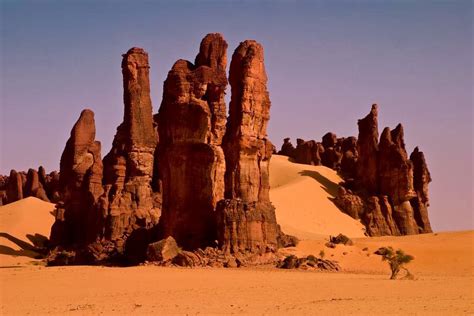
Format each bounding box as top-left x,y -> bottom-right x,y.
375,247 -> 414,279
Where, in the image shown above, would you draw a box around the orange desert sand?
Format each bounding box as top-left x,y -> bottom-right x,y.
0,156 -> 473,315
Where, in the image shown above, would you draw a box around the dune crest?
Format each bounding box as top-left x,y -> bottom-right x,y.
0,197 -> 55,266
270,155 -> 366,239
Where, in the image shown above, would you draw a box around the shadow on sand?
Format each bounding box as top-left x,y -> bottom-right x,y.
0,232 -> 49,259
298,170 -> 340,198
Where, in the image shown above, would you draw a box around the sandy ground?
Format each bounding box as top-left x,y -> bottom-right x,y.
270,155 -> 366,239
0,158 -> 473,315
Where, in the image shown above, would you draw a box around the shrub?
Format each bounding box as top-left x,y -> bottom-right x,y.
375,247 -> 414,279
319,250 -> 325,259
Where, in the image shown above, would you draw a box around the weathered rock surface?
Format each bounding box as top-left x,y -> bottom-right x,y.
157,33 -> 228,250
24,168 -> 49,202
100,47 -> 159,261
50,109 -> 104,247
277,254 -> 341,271
283,104 -> 433,236
217,40 -> 279,254
277,137 -> 295,157
334,105 -> 432,236
146,236 -> 179,262
409,147 -> 433,233
356,104 -> 379,194
6,169 -> 23,203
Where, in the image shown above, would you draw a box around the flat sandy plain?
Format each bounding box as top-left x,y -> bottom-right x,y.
1,156 -> 473,315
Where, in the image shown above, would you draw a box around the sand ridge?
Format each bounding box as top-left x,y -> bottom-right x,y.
270,155 -> 366,239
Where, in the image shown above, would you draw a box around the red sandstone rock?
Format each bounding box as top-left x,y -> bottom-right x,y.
277,137 -> 296,157
157,33 -> 228,250
217,40 -> 279,254
50,109 -> 104,246
409,147 -> 433,233
356,104 -> 379,194
24,168 -> 49,202
101,47 -> 159,257
6,170 -> 23,203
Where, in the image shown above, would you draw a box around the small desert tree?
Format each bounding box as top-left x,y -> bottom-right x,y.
375,247 -> 414,279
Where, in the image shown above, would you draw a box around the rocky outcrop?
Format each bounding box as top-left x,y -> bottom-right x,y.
320,133 -> 342,170
294,139 -> 323,165
277,137 -> 295,157
24,168 -> 49,202
50,109 -> 103,247
340,136 -> 358,180
334,105 -> 432,236
217,40 -> 279,254
356,104 -> 379,194
409,147 -> 433,233
157,33 -> 228,250
6,170 -> 23,203
101,47 -> 159,260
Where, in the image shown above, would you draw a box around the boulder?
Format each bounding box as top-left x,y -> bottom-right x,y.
146,236 -> 180,262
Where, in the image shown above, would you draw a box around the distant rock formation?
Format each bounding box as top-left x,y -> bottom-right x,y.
157,33 -> 227,250
334,105 -> 433,236
0,167 -> 60,205
217,40 -> 279,254
277,104 -> 433,236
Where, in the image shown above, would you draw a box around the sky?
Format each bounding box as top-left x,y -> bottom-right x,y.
1,0 -> 472,231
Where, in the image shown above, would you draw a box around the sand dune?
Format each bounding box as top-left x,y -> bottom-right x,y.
270,155 -> 366,239
0,197 -> 55,267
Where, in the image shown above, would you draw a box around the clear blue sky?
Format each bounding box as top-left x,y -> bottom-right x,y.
1,0 -> 472,231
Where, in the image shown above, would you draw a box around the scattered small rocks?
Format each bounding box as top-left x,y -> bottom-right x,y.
143,237 -> 278,268
329,234 -> 353,246
277,255 -> 340,272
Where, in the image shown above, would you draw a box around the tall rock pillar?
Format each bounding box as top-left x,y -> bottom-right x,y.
217,40 -> 279,254
157,34 -> 228,250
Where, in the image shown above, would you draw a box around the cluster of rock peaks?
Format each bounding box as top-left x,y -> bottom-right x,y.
48,33 -> 284,265
0,167 -> 60,206
277,104 -> 432,236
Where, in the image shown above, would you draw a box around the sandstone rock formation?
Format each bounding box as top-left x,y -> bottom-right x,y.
356,104 -> 379,194
24,168 -> 49,202
0,167 -> 60,205
277,137 -> 295,157
50,109 -> 103,247
5,170 -> 23,203
409,147 -> 433,233
100,47 -> 159,261
157,33 -> 228,250
279,104 -> 433,236
334,105 -> 432,236
216,40 -> 279,254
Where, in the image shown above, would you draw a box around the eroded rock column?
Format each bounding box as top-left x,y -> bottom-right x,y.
157,33 -> 228,250
217,40 -> 279,254
101,48 -> 159,254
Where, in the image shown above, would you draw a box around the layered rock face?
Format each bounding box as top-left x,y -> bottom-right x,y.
101,48 -> 159,254
50,109 -> 104,246
409,147 -> 433,233
216,40 -> 279,254
277,104 -> 432,236
335,105 -> 433,236
157,34 -> 228,250
356,104 -> 379,194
